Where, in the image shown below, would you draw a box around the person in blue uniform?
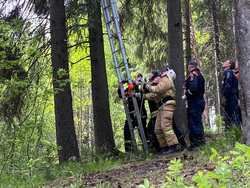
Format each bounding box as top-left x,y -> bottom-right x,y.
222,60 -> 241,131
183,61 -> 205,151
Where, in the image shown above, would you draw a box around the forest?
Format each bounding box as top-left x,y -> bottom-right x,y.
0,0 -> 249,187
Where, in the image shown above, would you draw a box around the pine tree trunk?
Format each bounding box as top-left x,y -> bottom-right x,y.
211,0 -> 222,116
50,0 -> 79,163
184,0 -> 191,74
87,0 -> 116,152
235,0 -> 250,146
231,0 -> 237,59
167,0 -> 188,134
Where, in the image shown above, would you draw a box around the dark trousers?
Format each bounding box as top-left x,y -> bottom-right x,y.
224,95 -> 241,131
124,117 -> 148,151
187,98 -> 205,147
147,117 -> 160,151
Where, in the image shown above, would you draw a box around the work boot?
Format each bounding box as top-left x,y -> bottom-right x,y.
162,144 -> 178,154
188,146 -> 199,151
178,136 -> 187,151
155,146 -> 168,155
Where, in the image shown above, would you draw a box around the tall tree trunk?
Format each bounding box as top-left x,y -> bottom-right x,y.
167,0 -> 188,134
87,0 -> 116,152
184,0 -> 191,75
235,0 -> 250,146
211,0 -> 222,116
231,0 -> 237,60
187,1 -> 210,127
50,0 -> 79,163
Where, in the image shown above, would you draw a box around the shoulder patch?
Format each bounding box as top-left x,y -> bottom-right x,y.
190,74 -> 194,81
192,71 -> 198,76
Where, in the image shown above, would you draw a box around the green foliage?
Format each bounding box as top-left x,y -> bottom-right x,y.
163,159 -> 189,188
137,140 -> 249,188
0,0 -> 248,187
214,114 -> 225,133
192,143 -> 250,188
137,178 -> 151,188
0,157 -> 125,187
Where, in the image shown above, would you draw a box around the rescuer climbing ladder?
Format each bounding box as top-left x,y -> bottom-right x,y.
100,0 -> 148,151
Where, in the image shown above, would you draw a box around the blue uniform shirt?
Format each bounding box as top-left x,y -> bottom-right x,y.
185,68 -> 205,99
222,69 -> 238,97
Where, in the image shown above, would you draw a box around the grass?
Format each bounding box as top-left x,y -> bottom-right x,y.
0,127 -> 247,188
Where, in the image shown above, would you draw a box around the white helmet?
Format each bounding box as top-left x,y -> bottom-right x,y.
167,69 -> 176,80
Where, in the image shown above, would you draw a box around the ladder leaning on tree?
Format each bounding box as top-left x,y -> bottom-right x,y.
100,0 -> 148,152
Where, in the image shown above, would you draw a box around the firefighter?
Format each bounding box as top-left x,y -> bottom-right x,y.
118,74 -> 149,152
222,60 -> 241,131
136,69 -> 187,152
146,70 -> 162,152
137,67 -> 179,154
182,61 -> 205,151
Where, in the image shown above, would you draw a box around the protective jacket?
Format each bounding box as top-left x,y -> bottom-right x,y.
139,75 -> 176,106
139,75 -> 178,147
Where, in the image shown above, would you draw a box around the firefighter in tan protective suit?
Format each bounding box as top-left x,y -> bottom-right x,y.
137,67 -> 179,154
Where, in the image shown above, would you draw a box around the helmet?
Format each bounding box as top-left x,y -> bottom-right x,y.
166,69 -> 176,80
163,66 -> 170,72
137,73 -> 146,83
151,70 -> 161,81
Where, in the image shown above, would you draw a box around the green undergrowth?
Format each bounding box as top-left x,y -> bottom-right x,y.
138,128 -> 250,188
1,129 -> 248,188
0,156 -> 125,188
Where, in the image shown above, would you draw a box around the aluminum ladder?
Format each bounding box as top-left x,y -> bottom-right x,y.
100,0 -> 148,152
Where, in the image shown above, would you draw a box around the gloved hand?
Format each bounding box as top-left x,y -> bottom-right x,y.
182,95 -> 187,100
133,93 -> 141,98
124,92 -> 131,97
128,82 -> 134,90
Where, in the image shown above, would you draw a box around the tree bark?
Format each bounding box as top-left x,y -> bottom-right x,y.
235,0 -> 250,146
87,0 -> 116,152
167,0 -> 188,134
50,0 -> 80,163
211,0 -> 222,116
184,0 -> 191,75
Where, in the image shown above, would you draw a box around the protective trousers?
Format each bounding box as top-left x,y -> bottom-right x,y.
154,104 -> 178,147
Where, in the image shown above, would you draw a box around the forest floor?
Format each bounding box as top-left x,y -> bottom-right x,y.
45,134 -> 220,188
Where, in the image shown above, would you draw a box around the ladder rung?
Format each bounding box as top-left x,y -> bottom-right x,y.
128,110 -> 135,114
107,18 -> 113,25
108,33 -> 118,39
113,49 -> 120,54
117,63 -> 125,68
103,5 -> 110,10
112,33 -> 118,39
